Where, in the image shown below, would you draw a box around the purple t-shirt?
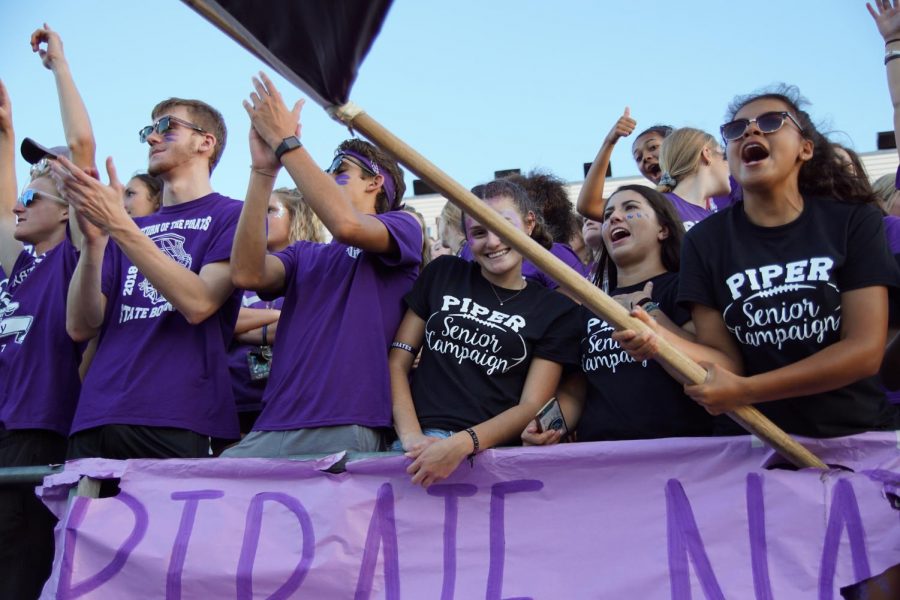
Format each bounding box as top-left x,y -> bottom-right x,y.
709,176 -> 742,212
460,242 -> 586,289
0,240 -> 82,435
664,192 -> 713,232
227,291 -> 284,413
73,193 -> 243,438
884,215 -> 900,255
252,210 -> 422,431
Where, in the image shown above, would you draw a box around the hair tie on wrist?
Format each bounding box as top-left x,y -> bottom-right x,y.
886,38 -> 900,45
250,167 -> 277,177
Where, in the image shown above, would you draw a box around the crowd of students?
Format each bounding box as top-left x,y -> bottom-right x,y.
3,3 -> 900,597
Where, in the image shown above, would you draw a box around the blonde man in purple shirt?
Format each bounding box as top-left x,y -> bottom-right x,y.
59,94 -> 243,460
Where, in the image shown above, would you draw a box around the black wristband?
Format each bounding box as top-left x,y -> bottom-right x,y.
261,324 -> 269,346
887,38 -> 900,45
390,341 -> 416,354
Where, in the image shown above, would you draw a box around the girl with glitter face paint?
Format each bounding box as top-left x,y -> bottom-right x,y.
524,185 -> 711,445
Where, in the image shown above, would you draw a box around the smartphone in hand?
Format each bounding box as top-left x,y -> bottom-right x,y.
534,397 -> 568,437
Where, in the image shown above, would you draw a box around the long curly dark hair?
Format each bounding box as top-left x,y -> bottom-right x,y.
726,85 -> 877,205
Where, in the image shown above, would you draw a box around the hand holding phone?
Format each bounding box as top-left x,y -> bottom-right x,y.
534,397 -> 568,437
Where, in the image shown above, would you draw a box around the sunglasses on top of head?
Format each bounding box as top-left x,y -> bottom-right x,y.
325,154 -> 377,177
720,111 -> 804,143
29,157 -> 56,180
17,188 -> 67,208
139,115 -> 207,144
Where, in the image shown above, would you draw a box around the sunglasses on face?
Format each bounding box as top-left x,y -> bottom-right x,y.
325,154 -> 377,177
17,188 -> 67,207
720,111 -> 803,143
139,115 -> 207,144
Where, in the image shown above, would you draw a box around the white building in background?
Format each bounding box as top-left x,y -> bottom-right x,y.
405,150 -> 900,239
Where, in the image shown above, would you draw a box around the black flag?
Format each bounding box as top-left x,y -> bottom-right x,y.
182,0 -> 393,107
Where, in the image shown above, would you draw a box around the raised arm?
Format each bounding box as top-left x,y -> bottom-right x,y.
56,156 -> 234,327
576,107 -> 636,220
31,25 -> 95,170
0,79 -> 20,276
32,24 -> 96,249
230,119 -> 286,293
244,73 -> 396,253
868,1 -> 900,153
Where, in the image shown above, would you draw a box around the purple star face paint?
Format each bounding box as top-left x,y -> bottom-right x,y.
334,173 -> 351,186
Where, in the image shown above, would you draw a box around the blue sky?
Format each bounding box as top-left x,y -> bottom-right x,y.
0,1 -> 892,199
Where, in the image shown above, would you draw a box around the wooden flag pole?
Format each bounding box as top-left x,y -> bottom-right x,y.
329,103 -> 828,470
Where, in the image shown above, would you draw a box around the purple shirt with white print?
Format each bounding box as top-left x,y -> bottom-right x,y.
252,210 -> 422,431
73,193 -> 242,438
0,238 -> 83,435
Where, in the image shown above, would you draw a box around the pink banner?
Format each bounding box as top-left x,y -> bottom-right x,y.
39,433 -> 900,599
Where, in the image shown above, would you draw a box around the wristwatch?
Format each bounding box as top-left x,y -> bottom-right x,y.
274,136 -> 302,161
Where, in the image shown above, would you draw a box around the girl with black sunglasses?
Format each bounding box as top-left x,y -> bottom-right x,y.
616,85 -> 900,438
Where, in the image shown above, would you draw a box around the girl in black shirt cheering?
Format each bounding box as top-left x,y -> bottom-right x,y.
389,179 -> 580,487
618,87 -> 900,437
524,185 -> 711,445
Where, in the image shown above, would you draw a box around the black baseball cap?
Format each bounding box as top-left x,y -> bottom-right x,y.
21,137 -> 69,164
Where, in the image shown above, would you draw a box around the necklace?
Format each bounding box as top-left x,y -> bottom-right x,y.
489,278 -> 527,306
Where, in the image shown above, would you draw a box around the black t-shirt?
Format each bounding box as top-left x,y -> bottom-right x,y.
678,198 -> 900,437
577,271 -> 713,441
406,256 -> 581,432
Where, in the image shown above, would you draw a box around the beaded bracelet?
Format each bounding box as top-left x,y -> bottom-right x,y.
464,427 -> 480,467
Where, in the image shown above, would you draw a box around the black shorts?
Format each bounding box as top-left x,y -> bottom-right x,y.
67,425 -> 210,460
0,429 -> 67,600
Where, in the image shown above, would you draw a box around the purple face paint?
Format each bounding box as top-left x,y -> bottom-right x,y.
334,173 -> 351,186
163,133 -> 178,142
